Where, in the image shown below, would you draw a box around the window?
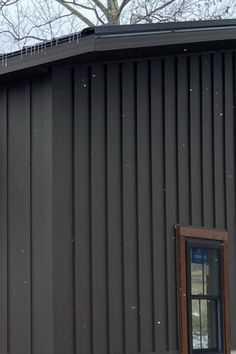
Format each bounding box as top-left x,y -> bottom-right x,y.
177,226 -> 231,354
187,239 -> 223,352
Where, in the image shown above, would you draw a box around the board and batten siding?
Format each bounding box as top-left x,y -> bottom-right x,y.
0,51 -> 236,354
0,78 -> 54,354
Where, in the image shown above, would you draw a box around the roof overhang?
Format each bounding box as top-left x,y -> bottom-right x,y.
1,19 -> 236,83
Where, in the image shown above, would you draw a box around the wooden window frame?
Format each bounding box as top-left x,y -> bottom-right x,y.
177,226 -> 231,354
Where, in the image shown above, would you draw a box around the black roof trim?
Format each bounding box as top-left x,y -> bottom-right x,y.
1,19 -> 236,80
3,19 -> 236,60
91,19 -> 236,37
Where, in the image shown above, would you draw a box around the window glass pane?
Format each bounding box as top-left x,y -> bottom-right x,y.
201,300 -> 218,349
192,299 -> 201,349
191,247 -> 220,295
191,258 -> 203,295
191,299 -> 218,350
204,249 -> 220,296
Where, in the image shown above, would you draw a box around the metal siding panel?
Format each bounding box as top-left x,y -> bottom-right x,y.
122,61 -> 139,353
106,63 -> 124,354
164,57 -> 178,351
189,55 -> 203,226
213,53 -> 226,229
177,56 -> 190,225
201,54 -> 214,228
74,66 -> 92,354
90,64 -> 108,354
8,83 -> 31,354
150,59 -> 168,352
224,51 -> 236,347
136,60 -> 154,352
1,49 -> 235,354
0,88 -> 8,352
52,67 -> 74,354
31,78 -> 53,354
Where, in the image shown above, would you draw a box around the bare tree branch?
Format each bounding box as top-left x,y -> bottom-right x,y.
54,0 -> 95,26
0,0 -> 19,8
118,0 -> 131,15
0,0 -> 236,52
0,29 -> 46,42
89,0 -> 109,17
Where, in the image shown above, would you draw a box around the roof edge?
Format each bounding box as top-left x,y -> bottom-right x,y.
91,19 -> 236,37
1,19 -> 236,80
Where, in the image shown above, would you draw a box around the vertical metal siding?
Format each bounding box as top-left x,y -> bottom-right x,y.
52,67 -> 75,354
202,54 -> 214,228
31,78 -> 53,354
121,61 -> 139,353
8,83 -> 31,354
0,87 -> 8,353
136,60 -> 154,352
90,64 -> 108,354
213,53 -> 226,229
177,55 -> 190,226
189,55 -> 203,226
73,53 -> 236,353
106,63 -> 124,354
74,65 -> 92,354
0,50 -> 236,354
150,59 -> 167,352
0,78 -> 55,354
224,52 -> 236,347
164,57 -> 178,351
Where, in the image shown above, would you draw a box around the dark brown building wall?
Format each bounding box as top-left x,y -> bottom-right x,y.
0,50 -> 236,354
0,78 -> 54,354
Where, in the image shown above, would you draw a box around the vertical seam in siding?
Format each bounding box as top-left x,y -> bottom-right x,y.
201,53 -> 208,228
174,56 -> 180,351
201,54 -> 204,227
88,65 -> 94,354
121,62 -> 126,354
104,64 -> 110,354
134,61 -> 141,353
71,67 -> 76,354
150,59 -> 156,352
234,50 -> 236,233
29,81 -> 33,354
6,88 -> 9,353
199,55 -> 204,227
211,53 -> 216,228
233,52 -> 236,342
187,56 -> 191,224
187,56 -> 192,226
175,57 -> 180,226
148,59 -> 155,352
119,62 -> 126,354
162,58 -> 169,350
233,57 -> 235,209
222,53 -> 227,230
174,57 -> 178,349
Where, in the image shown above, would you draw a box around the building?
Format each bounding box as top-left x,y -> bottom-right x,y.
0,19 -> 236,354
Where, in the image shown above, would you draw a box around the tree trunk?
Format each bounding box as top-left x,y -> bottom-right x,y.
107,0 -> 120,24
